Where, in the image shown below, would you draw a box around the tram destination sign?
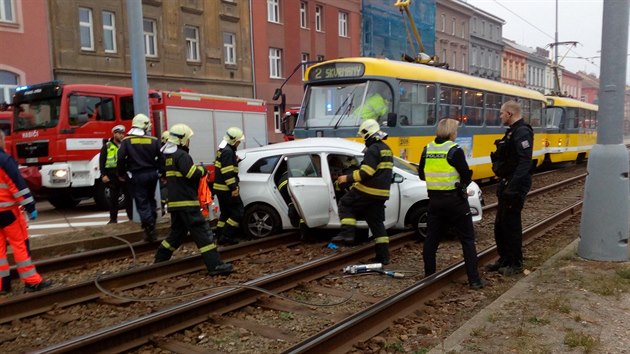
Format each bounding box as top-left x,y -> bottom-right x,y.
308,63 -> 365,80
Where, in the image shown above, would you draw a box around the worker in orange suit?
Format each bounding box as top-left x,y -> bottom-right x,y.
0,130 -> 52,294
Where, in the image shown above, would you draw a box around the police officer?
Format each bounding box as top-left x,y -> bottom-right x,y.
99,124 -> 127,224
213,127 -> 245,245
488,100 -> 534,276
419,118 -> 483,289
117,114 -> 164,242
332,119 -> 393,265
154,124 -> 233,276
0,130 -> 52,294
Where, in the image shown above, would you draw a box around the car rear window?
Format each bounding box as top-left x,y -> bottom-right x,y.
247,155 -> 281,174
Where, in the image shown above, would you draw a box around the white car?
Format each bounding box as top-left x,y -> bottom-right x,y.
236,138 -> 483,239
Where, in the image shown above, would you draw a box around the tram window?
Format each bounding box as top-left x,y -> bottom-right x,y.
399,82 -> 436,126
438,86 -> 462,122
521,99 -> 531,124
530,100 -> 543,127
485,92 -> 501,126
545,107 -> 562,128
567,108 -> 578,129
463,89 -> 483,126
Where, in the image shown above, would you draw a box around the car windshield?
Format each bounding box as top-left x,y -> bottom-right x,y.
393,156 -> 418,175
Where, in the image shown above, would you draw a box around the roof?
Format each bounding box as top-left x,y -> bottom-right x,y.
239,138 -> 365,156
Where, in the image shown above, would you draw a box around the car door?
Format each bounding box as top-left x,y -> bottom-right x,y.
383,172 -> 401,228
286,154 -> 331,227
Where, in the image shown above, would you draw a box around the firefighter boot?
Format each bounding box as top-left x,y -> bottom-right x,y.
143,222 -> 157,242
203,248 -> 234,276
154,243 -> 174,263
372,243 -> 390,265
331,225 -> 355,244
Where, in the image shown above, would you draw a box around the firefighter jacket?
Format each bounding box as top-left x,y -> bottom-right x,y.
117,134 -> 164,177
164,146 -> 206,211
0,148 -> 36,213
418,137 -> 472,197
213,144 -> 239,193
346,137 -> 393,200
99,139 -> 119,175
490,119 -> 533,197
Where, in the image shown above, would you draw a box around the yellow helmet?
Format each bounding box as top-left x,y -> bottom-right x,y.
358,119 -> 382,140
168,124 -> 194,146
131,113 -> 151,131
224,127 -> 245,145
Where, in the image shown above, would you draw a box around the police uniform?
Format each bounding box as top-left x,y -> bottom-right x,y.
154,134 -> 232,276
0,147 -> 51,293
99,132 -> 128,223
333,121 -> 393,264
213,138 -> 244,244
418,138 -> 481,287
491,119 -> 534,272
117,127 -> 164,241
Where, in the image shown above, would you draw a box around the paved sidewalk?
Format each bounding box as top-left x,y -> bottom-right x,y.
429,239 -> 630,353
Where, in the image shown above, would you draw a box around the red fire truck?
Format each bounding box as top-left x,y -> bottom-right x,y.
11,81 -> 267,209
0,109 -> 12,155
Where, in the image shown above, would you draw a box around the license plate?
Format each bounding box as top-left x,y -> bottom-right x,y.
26,158 -> 38,163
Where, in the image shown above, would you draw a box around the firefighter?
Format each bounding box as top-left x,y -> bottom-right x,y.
154,124 -> 233,276
213,127 -> 245,245
117,114 -> 164,242
332,119 -> 393,264
353,92 -> 390,121
99,124 -> 128,224
418,118 -> 483,289
0,130 -> 52,294
275,160 -> 312,240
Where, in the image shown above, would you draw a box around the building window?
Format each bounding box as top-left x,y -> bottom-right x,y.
471,47 -> 476,66
452,51 -> 457,70
102,11 -> 117,53
143,18 -> 158,57
338,12 -> 348,37
315,5 -> 322,32
441,14 -> 445,32
0,70 -> 18,104
184,26 -> 200,62
317,54 -> 324,62
462,53 -> 466,72
79,7 -> 94,51
461,21 -> 465,38
301,53 -> 310,79
269,48 -> 282,79
267,0 -> 279,23
442,48 -> 447,64
223,32 -> 236,65
0,0 -> 14,22
451,17 -> 456,35
300,1 -> 307,28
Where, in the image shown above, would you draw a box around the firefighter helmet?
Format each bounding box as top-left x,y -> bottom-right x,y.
131,113 -> 151,131
168,124 -> 194,146
224,127 -> 245,145
358,119 -> 382,140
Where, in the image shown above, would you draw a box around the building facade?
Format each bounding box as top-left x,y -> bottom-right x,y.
525,47 -> 549,93
435,0 -> 470,73
468,5 -> 503,81
501,39 -> 527,87
252,0 -> 361,143
48,0 -> 254,97
0,0 -> 52,104
560,69 -> 582,99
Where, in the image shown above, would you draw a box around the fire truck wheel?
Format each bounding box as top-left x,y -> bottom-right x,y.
48,196 -> 81,209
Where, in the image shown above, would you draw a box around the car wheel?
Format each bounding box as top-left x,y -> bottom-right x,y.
243,204 -> 282,239
407,204 -> 428,241
48,196 -> 81,209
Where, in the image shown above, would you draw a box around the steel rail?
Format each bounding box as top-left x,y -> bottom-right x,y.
32,231 -> 417,354
283,201 -> 584,353
0,232 -> 297,323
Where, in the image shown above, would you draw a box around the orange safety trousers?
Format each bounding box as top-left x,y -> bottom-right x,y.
0,207 -> 42,292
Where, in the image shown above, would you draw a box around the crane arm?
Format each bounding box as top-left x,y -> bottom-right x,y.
394,0 -> 425,53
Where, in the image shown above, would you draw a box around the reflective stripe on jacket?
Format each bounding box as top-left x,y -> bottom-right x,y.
347,138 -> 393,200
213,145 -> 239,192
424,140 -> 459,191
0,149 -> 35,212
164,146 -> 205,211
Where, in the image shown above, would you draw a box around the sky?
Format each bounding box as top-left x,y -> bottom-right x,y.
465,0 -> 630,85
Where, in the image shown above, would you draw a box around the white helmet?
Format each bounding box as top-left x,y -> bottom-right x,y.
358,119 -> 385,140
131,113 -> 151,131
224,127 -> 245,145
168,124 -> 194,146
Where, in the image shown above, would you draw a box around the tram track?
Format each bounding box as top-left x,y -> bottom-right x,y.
1,171 -> 583,352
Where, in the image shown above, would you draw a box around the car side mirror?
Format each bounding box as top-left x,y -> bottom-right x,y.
392,173 -> 404,183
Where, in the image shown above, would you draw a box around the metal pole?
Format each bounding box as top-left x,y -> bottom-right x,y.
126,0 -> 150,117
578,0 -> 629,261
554,0 -> 560,93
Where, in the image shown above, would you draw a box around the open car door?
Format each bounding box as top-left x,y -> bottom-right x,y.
288,177 -> 330,227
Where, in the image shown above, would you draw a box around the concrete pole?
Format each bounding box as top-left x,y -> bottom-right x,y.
125,0 -> 150,118
578,0 -> 629,261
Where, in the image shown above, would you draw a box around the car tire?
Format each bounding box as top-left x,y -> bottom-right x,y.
48,196 -> 81,209
406,204 -> 428,241
243,204 -> 282,239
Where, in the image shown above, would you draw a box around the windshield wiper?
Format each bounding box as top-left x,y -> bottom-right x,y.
332,87 -> 358,129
